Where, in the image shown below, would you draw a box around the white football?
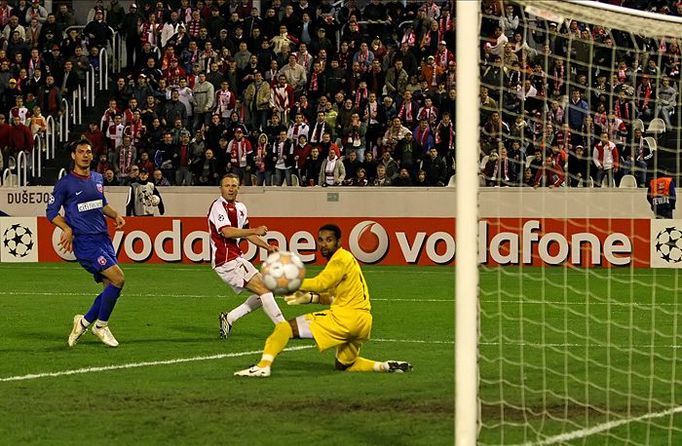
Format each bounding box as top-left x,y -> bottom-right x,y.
150,195 -> 161,206
261,251 -> 306,295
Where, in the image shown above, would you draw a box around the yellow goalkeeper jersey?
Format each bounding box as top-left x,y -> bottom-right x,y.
300,247 -> 371,312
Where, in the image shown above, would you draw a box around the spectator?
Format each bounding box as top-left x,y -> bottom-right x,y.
292,134 -> 310,181
379,149 -> 399,181
114,134 -> 137,182
192,72 -> 215,131
393,168 -> 413,186
27,105 -> 45,137
567,89 -> 589,131
152,168 -> 171,187
278,53 -> 306,93
226,127 -> 253,185
175,131 -> 193,186
9,113 -> 33,161
419,147 -> 447,187
194,148 -> 219,186
95,152 -> 113,174
244,71 -> 270,132
126,168 -> 165,217
319,149 -> 345,186
271,129 -> 293,186
154,132 -> 178,184
361,150 -> 379,182
593,131 -> 620,188
84,9 -> 111,49
103,168 -> 119,186
372,164 -> 392,187
654,76 -> 676,130
121,164 -> 139,186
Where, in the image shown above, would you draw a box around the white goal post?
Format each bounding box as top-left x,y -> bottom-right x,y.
455,1 -> 480,445
457,0 -> 682,444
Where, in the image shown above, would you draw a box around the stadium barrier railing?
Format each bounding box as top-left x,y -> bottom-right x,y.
31,135 -> 42,179
16,151 -> 28,187
45,115 -> 55,160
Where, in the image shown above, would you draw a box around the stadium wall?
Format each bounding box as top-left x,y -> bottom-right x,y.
0,187 -> 677,268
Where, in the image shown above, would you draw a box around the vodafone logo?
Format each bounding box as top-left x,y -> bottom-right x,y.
348,221 -> 390,264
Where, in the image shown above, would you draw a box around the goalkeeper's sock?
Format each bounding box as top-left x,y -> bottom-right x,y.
226,294 -> 262,324
259,291 -> 285,324
257,321 -> 292,368
346,357 -> 384,372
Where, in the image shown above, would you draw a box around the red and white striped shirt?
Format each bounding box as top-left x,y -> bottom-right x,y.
208,197 -> 249,268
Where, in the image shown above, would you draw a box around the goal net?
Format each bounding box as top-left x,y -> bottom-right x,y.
471,1 -> 682,444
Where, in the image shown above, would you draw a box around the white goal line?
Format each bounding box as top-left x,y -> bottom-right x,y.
520,405 -> 682,446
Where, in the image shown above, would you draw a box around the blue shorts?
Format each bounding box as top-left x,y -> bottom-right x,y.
73,234 -> 118,283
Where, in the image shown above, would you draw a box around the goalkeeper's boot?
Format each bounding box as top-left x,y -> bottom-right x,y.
91,324 -> 119,347
234,365 -> 271,377
385,361 -> 413,373
67,314 -> 88,347
219,312 -> 232,339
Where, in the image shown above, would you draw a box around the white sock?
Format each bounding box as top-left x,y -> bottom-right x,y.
259,292 -> 285,323
80,317 -> 91,328
94,319 -> 107,328
226,295 -> 262,324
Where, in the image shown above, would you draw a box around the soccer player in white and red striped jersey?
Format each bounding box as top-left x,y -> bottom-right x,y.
208,173 -> 285,339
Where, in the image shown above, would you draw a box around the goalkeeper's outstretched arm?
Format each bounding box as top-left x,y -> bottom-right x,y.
284,290 -> 334,305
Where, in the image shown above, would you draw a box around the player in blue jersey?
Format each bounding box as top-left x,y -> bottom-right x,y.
46,139 -> 126,347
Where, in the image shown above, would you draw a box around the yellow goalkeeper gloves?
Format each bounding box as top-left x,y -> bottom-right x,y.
284,291 -> 320,305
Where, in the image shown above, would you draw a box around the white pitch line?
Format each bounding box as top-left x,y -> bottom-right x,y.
521,405 -> 682,445
0,345 -> 313,383
0,338 -> 447,383
0,290 -> 451,302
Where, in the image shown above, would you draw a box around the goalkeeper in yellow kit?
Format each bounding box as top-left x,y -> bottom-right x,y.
235,224 -> 412,377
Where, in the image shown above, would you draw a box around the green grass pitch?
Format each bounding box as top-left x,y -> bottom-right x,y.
5,262 -> 682,444
479,267 -> 682,445
0,263 -> 454,445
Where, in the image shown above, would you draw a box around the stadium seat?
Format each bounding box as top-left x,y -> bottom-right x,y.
619,174 -> 638,188
447,174 -> 456,187
291,174 -> 300,186
525,155 -> 534,168
647,118 -> 666,135
587,177 -> 595,188
601,176 -> 612,187
632,119 -> 645,132
644,136 -> 657,152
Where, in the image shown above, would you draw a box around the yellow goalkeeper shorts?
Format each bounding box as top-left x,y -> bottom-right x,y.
306,308 -> 373,365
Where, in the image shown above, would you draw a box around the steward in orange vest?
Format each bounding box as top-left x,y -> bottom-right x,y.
648,176 -> 676,219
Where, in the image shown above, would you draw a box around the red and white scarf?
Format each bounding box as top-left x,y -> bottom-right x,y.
355,88 -> 368,109
398,101 -> 413,122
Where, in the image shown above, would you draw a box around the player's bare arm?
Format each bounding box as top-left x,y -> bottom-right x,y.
220,225 -> 267,239
51,214 -> 74,253
103,204 -> 126,229
220,225 -> 278,253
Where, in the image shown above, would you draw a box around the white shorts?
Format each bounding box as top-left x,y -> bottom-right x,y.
214,257 -> 259,294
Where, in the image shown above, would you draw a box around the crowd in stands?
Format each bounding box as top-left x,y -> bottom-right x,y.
0,0 -> 455,187
479,0 -> 682,188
